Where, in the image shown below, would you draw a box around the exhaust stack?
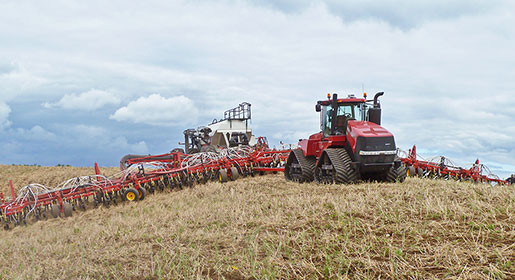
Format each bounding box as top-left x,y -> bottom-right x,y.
368,92 -> 384,125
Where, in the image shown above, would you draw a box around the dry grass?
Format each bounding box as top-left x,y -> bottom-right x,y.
0,166 -> 514,279
0,165 -> 119,195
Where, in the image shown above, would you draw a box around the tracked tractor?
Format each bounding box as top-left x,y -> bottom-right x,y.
284,92 -> 406,184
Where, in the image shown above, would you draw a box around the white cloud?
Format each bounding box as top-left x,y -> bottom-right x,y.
0,0 -> 514,177
42,89 -> 121,111
110,94 -> 198,126
64,124 -> 149,154
11,125 -> 56,140
0,101 -> 11,129
250,0 -> 499,29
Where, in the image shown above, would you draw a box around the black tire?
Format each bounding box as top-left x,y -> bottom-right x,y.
284,149 -> 315,183
314,148 -> 359,184
385,159 -> 407,183
219,169 -> 229,183
124,188 -> 139,202
63,202 -> 73,217
137,187 -> 147,201
230,167 -> 240,180
50,204 -> 60,218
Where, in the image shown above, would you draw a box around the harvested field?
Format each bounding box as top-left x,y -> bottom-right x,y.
0,165 -> 514,279
0,165 -> 119,195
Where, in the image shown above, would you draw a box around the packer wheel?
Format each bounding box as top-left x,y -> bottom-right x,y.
63,202 -> 73,217
230,167 -> 240,180
50,204 -> 60,218
219,169 -> 229,183
407,166 -> 416,177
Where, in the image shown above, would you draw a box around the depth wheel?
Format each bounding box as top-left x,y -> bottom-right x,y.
124,188 -> 139,202
284,149 -> 315,183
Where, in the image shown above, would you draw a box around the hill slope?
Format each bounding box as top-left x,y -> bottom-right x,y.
0,166 -> 514,279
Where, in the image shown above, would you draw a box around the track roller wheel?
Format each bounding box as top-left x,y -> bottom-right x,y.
284,149 -> 315,183
63,202 -> 73,217
230,167 -> 240,180
314,148 -> 359,184
124,188 -> 139,202
50,204 -> 60,218
219,169 -> 229,183
137,187 -> 147,201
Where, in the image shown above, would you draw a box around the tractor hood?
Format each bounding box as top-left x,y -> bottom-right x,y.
347,121 -> 393,139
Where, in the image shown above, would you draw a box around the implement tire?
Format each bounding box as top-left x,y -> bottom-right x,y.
124,188 -> 139,202
137,187 -> 147,201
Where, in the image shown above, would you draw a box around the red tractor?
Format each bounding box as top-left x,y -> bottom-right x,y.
284,92 -> 406,184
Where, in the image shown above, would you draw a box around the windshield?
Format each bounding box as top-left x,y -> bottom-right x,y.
337,103 -> 364,121
321,103 -> 365,136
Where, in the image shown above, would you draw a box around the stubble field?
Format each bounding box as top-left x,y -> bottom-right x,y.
0,165 -> 514,279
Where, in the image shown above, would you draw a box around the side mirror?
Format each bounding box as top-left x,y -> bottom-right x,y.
315,104 -> 321,112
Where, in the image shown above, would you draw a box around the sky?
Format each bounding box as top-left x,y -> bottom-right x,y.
0,0 -> 514,178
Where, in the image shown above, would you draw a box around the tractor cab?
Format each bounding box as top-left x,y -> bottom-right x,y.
316,93 -> 383,137
317,95 -> 366,137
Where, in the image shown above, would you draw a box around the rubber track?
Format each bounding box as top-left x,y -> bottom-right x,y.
285,149 -> 315,182
294,149 -> 316,182
324,148 -> 359,184
385,158 -> 407,182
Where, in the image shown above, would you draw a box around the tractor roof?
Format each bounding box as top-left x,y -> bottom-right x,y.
318,97 -> 366,106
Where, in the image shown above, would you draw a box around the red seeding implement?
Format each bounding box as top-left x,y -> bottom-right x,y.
400,145 -> 511,186
1,95 -> 513,230
0,138 -> 290,230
